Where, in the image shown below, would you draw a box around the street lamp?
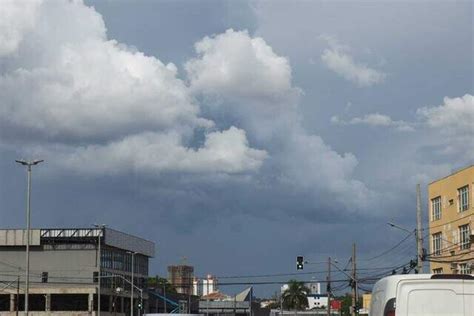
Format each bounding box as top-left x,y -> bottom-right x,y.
387,222 -> 414,234
15,159 -> 43,316
127,251 -> 137,316
94,224 -> 107,316
387,222 -> 423,273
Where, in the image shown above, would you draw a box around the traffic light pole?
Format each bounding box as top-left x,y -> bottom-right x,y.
326,257 -> 331,316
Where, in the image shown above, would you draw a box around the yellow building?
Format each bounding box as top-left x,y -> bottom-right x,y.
428,165 -> 473,274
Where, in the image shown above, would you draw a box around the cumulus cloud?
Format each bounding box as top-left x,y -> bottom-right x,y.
417,94 -> 474,135
33,127 -> 267,175
186,29 -> 300,102
0,0 -> 41,56
320,36 -> 386,87
331,113 -> 415,132
0,1 -> 265,174
417,94 -> 474,160
187,29 -> 374,211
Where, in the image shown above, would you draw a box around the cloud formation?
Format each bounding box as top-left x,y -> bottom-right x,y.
187,29 -> 374,211
331,113 -> 415,132
417,94 -> 474,136
320,36 -> 386,87
417,94 -> 474,161
0,1 -> 266,174
186,29 -> 297,101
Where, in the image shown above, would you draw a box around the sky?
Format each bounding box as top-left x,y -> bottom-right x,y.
0,0 -> 473,297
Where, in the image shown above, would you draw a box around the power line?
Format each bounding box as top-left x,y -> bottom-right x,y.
425,213 -> 472,230
362,231 -> 414,262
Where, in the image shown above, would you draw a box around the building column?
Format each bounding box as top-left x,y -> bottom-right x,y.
120,297 -> 124,313
45,294 -> 51,311
88,293 -> 94,312
10,294 -> 15,312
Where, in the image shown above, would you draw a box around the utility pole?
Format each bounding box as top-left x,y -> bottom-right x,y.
94,224 -> 106,316
163,280 -> 167,313
127,251 -> 137,316
416,184 -> 424,273
326,257 -> 331,316
280,291 -> 283,316
351,244 -> 357,316
16,275 -> 19,316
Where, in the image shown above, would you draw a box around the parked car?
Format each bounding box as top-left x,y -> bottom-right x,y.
369,274 -> 474,316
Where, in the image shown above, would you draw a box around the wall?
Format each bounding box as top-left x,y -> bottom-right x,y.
428,165 -> 473,274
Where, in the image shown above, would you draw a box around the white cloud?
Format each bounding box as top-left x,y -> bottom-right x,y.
332,113 -> 415,132
417,94 -> 474,161
0,0 -> 42,56
186,29 -> 301,103
320,37 -> 386,87
417,94 -> 474,135
187,29 -> 374,211
34,127 -> 267,175
0,1 -> 265,175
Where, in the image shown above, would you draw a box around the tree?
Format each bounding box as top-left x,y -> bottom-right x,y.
147,275 -> 177,294
282,280 -> 310,311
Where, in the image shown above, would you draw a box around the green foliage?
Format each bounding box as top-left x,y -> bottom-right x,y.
147,275 -> 177,294
282,280 -> 310,311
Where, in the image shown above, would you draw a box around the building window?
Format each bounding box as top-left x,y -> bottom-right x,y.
432,268 -> 443,274
458,185 -> 469,212
459,224 -> 470,250
432,232 -> 442,256
431,196 -> 441,221
459,263 -> 472,275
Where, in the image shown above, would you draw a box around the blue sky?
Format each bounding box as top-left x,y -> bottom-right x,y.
0,0 -> 472,296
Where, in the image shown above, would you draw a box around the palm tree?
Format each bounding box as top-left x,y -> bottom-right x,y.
282,280 -> 310,312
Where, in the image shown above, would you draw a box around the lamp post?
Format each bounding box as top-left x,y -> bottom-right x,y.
127,251 -> 137,316
94,224 -> 107,316
15,159 -> 43,316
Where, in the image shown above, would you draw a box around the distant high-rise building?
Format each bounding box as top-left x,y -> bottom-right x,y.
202,274 -> 218,296
168,265 -> 194,295
428,165 -> 473,274
192,277 -> 201,296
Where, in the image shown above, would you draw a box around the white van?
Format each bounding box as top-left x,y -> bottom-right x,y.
369,274 -> 474,316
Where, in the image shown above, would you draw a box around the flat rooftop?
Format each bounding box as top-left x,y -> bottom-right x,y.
0,227 -> 155,257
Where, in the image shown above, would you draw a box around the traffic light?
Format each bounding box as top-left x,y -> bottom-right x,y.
296,256 -> 304,270
354,303 -> 360,314
93,271 -> 99,283
138,298 -> 143,310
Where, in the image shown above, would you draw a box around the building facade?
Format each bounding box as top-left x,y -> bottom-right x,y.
428,165 -> 473,274
0,227 -> 154,316
192,274 -> 218,297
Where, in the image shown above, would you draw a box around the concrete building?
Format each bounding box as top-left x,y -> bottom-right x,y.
202,275 -> 218,296
192,277 -> 201,297
428,165 -> 473,274
168,265 -> 193,295
0,227 -> 154,316
198,287 -> 263,316
192,274 -> 217,297
306,294 -> 328,309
